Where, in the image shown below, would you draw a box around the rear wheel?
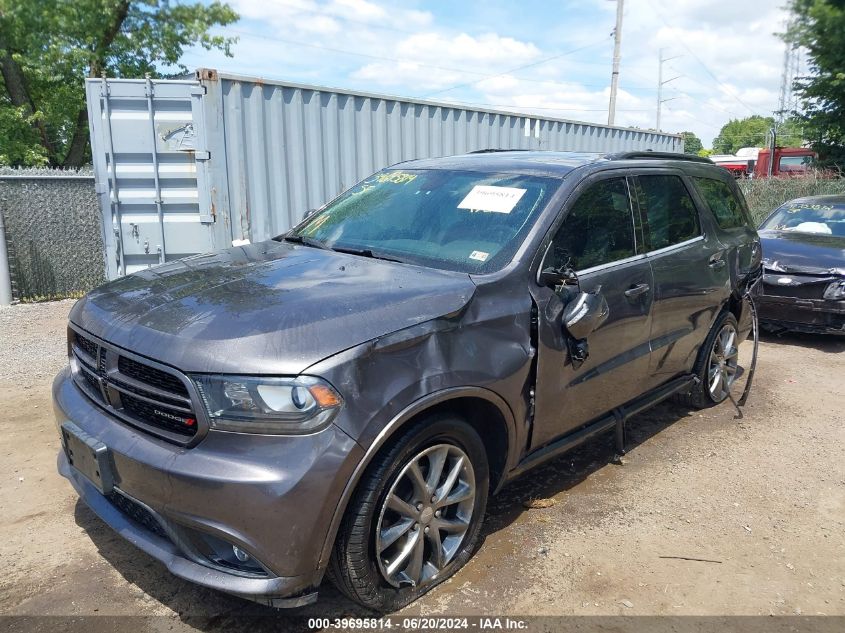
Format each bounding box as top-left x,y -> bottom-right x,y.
329,416 -> 489,611
678,311 -> 739,409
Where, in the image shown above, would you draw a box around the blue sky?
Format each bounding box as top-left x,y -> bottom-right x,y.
182,0 -> 794,148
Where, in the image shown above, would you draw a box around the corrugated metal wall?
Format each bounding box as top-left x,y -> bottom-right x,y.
86,78 -> 221,277
205,71 -> 683,243
88,71 -> 683,278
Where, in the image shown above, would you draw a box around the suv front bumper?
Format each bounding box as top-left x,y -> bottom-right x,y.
53,367 -> 364,606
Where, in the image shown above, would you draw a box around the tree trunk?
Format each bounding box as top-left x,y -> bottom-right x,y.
62,0 -> 131,166
92,0 -> 131,75
62,108 -> 89,168
0,30 -> 56,160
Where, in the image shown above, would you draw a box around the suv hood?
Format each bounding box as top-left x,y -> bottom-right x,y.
759,230 -> 845,275
70,241 -> 476,375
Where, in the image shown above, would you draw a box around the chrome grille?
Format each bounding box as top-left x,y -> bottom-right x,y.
118,355 -> 189,397
70,330 -> 200,443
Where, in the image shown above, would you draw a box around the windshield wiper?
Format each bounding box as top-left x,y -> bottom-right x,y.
331,246 -> 404,263
282,234 -> 330,250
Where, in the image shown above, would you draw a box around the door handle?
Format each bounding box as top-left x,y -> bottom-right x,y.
624,283 -> 650,299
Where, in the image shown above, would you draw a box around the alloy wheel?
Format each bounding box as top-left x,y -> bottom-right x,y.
375,443 -> 476,588
708,322 -> 739,401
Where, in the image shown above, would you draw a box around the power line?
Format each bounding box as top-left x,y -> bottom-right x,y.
226,25 -> 659,72
183,44 -> 659,94
224,28 -> 495,76
657,47 -> 682,130
223,28 -> 654,94
424,40 -> 610,97
647,0 -> 761,116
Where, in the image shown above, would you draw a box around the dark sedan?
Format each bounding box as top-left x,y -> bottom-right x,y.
758,195 -> 845,334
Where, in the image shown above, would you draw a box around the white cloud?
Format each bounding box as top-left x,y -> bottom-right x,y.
229,0 -> 432,33
351,32 -> 541,91
197,0 -> 796,148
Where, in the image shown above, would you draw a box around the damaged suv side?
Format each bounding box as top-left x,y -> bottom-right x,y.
54,151 -> 760,611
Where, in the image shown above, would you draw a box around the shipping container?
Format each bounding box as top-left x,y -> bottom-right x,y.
86,69 -> 684,278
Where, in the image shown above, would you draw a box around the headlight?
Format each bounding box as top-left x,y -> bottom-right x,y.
191,375 -> 342,434
823,280 -> 845,300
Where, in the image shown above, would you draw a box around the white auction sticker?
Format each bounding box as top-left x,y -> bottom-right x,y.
469,250 -> 489,262
458,185 -> 527,213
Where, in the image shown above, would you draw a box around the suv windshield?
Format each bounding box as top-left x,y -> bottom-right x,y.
286,169 -> 560,273
761,201 -> 845,237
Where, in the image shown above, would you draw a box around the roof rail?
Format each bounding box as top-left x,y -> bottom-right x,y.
467,148 -> 532,154
604,151 -> 713,164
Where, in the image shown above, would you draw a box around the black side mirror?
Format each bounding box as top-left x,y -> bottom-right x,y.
562,291 -> 609,340
539,266 -> 578,288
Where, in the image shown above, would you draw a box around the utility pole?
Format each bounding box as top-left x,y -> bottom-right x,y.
656,48 -> 681,130
0,211 -> 12,306
775,31 -> 799,133
607,0 -> 624,126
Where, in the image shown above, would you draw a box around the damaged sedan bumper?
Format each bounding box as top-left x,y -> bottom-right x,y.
52,368 -> 364,607
758,273 -> 845,335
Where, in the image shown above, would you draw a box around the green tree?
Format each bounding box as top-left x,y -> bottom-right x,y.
711,115 -> 803,154
0,1 -> 238,167
712,115 -> 774,154
786,0 -> 845,166
680,131 -> 703,155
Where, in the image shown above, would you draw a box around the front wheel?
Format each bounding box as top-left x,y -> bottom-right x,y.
328,416 -> 489,611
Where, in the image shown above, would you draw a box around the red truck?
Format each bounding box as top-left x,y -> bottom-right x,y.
711,147 -> 818,179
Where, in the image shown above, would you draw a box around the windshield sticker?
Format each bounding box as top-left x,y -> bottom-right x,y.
469,250 -> 489,262
458,185 -> 527,214
786,203 -> 835,212
301,213 -> 330,235
375,171 -> 418,185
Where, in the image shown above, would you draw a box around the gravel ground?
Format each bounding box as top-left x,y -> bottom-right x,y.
0,299 -> 843,632
0,299 -> 74,384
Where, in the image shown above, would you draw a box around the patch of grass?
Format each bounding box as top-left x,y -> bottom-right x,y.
18,290 -> 85,303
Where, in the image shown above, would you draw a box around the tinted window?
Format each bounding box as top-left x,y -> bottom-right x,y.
291,169 -> 560,273
635,175 -> 701,250
779,155 -> 814,172
546,178 -> 635,271
693,177 -> 747,229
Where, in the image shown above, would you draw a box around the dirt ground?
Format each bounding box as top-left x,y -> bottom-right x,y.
0,300 -> 843,630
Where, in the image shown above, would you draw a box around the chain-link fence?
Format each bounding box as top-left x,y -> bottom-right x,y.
0,167 -> 105,302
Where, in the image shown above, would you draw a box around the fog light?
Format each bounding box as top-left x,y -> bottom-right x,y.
232,545 -> 250,562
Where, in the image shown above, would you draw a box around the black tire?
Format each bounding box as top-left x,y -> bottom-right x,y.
328,415 -> 489,612
677,311 -> 740,409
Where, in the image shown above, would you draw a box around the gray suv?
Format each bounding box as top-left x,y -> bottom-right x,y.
54,151 -> 760,611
